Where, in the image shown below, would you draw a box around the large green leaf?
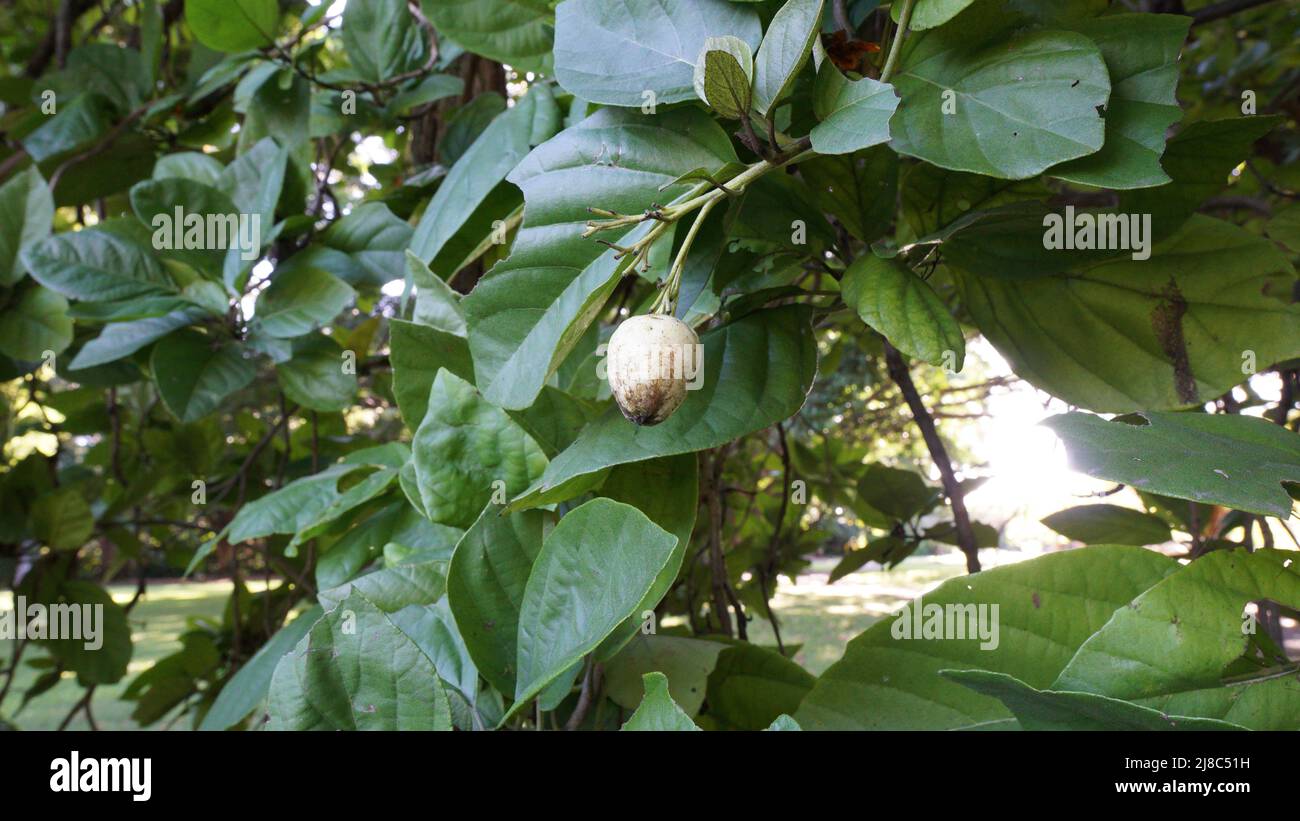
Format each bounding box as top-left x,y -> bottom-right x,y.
1041,504 -> 1173,546
185,0 -> 279,53
510,498 -> 678,716
446,506 -> 548,695
704,643 -> 815,731
942,670 -> 1247,730
621,672 -> 700,731
266,591 -> 452,730
509,306 -> 817,510
959,216 -> 1300,412
800,147 -> 897,243
0,166 -> 54,287
41,581 -> 133,686
553,0 -> 762,107
421,0 -> 554,72
809,66 -> 899,156
199,605 -> 322,731
341,0 -> 426,84
318,558 -> 447,613
217,137 -> 288,233
794,546 -> 1178,730
0,286 -> 72,361
388,318 -> 474,430
69,306 -> 208,369
254,265 -> 355,339
130,178 -> 246,276
752,0 -> 824,117
1044,412 -> 1300,519
462,106 -> 737,410
30,488 -> 94,550
23,227 -> 171,301
595,454 -> 700,660
320,202 -> 413,286
277,334 -> 357,412
151,329 -> 255,423
1049,14 -> 1189,190
603,634 -> 727,716
1121,116 -> 1281,238
410,369 -> 548,528
893,0 -> 978,29
842,255 -> 963,368
408,85 -> 559,270
889,20 -> 1109,179
1055,549 -> 1300,730
226,464 -> 360,544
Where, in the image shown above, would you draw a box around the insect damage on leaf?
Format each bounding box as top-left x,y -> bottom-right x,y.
1150,279 -> 1197,405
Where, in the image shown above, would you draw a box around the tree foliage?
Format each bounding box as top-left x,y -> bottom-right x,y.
0,0 -> 1298,731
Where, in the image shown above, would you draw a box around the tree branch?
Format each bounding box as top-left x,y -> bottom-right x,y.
883,341 -> 981,573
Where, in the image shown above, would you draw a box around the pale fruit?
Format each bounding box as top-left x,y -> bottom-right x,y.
606,314 -> 702,426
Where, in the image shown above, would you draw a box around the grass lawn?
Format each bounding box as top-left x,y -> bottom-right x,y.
1,580 -> 265,731
1,554 -> 983,729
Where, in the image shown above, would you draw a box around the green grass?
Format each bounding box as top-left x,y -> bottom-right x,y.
1,557 -> 969,729
1,581 -> 258,731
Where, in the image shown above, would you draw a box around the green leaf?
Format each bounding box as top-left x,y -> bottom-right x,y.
856,464 -> 938,521
217,137 -> 288,230
1265,204 -> 1300,255
388,318 -> 474,430
405,252 -> 466,336
1120,116 -> 1282,238
621,672 -> 700,731
942,670 -> 1248,731
1041,504 -> 1173,546
21,93 -> 113,163
842,255 -> 962,368
23,226 -> 171,301
408,85 -> 559,269
508,306 -> 817,510
422,0 -> 554,73
595,454 -> 700,660
69,306 -> 208,369
130,177 -> 249,276
800,147 -> 897,244
752,0 -> 824,117
199,605 -> 322,731
0,286 -> 72,361
277,334 -> 357,412
266,591 -> 452,730
809,65 -> 899,156
959,216 -> 1300,412
342,0 -> 426,84
603,634 -> 727,716
1044,412 -> 1300,519
30,488 -> 94,550
1049,14 -> 1189,190
1055,549 -> 1300,729
553,0 -> 762,107
154,152 -> 225,186
319,558 -> 447,612
185,0 -> 279,53
227,463 -> 361,544
42,581 -> 133,686
510,498 -> 678,716
889,25 -> 1109,179
692,36 -> 754,119
411,369 -> 548,528
254,265 -> 355,339
321,202 -> 413,286
893,0 -> 977,29
446,506 -> 548,695
765,714 -> 801,731
285,467 -> 400,553
0,166 -> 54,287
463,106 -> 738,410
794,546 -> 1178,729
704,643 -> 815,731
151,329 -> 255,423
